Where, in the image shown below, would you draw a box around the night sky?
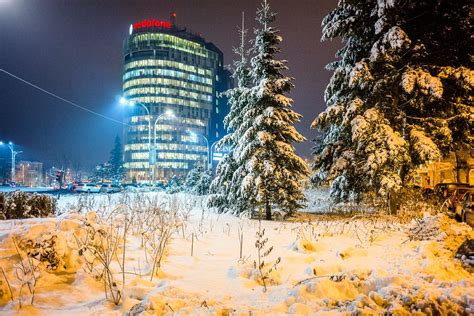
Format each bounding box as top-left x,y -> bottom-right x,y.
0,0 -> 340,170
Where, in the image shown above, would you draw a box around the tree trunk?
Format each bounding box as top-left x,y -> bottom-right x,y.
265,195 -> 272,220
454,151 -> 461,183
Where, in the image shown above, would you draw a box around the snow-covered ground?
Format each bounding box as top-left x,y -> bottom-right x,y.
0,192 -> 472,315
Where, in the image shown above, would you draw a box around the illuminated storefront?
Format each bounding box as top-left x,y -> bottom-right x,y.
122,15 -> 231,182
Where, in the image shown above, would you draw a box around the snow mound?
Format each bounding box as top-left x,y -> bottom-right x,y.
456,239 -> 474,272
407,213 -> 473,250
291,239 -> 325,253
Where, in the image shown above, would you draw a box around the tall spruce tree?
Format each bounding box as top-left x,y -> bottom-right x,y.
233,0 -> 309,219
209,12 -> 252,214
312,0 -> 473,202
108,135 -> 125,181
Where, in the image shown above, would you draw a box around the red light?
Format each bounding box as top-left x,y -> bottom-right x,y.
133,19 -> 171,31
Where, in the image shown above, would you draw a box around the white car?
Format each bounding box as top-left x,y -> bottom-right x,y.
75,183 -> 101,193
100,183 -> 122,193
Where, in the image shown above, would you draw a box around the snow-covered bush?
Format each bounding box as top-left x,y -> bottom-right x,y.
183,164 -> 212,196
74,213 -> 123,305
0,192 -> 56,220
19,235 -> 62,271
166,175 -> 184,194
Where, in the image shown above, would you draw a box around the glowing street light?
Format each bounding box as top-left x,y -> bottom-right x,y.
119,97 -> 128,105
0,141 -> 22,183
152,110 -> 176,184
120,96 -> 152,182
187,131 -> 216,170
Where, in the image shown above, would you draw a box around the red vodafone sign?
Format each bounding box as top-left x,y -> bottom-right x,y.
133,19 -> 171,31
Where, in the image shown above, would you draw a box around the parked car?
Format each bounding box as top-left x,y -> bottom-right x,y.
454,190 -> 474,227
76,182 -> 101,193
434,183 -> 472,211
100,183 -> 122,193
434,183 -> 471,198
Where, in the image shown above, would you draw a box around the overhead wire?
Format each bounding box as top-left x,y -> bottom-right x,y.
0,68 -> 129,127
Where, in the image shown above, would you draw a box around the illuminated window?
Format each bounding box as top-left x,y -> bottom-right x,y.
123,68 -> 212,85
128,33 -> 211,58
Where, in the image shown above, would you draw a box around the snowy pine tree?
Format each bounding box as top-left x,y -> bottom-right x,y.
209,12 -> 252,214
108,136 -> 125,182
312,0 -> 473,202
184,164 -> 212,195
233,0 -> 309,219
166,175 -> 184,194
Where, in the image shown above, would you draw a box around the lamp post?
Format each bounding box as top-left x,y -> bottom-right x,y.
120,97 -> 152,183
0,141 -> 22,183
152,110 -> 175,185
187,131 -> 215,170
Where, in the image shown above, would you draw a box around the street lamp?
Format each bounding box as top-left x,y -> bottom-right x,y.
0,141 -> 22,183
152,110 -> 175,184
120,96 -> 152,182
187,131 -> 216,170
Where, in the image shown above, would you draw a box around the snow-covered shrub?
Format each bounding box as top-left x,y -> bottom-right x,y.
72,194 -> 97,213
74,213 -> 123,305
166,175 -> 184,194
183,164 -> 212,196
387,187 -> 431,218
0,192 -> 56,220
19,235 -> 62,271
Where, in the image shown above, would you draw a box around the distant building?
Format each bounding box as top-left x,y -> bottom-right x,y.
122,14 -> 231,183
16,161 -> 43,187
412,152 -> 474,187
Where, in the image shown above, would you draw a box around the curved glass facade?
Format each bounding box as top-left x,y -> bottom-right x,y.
123,20 -> 231,182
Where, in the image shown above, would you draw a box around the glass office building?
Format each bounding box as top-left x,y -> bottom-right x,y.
122,16 -> 231,182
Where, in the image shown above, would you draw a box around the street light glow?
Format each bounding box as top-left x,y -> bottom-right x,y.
0,141 -> 3,145
120,97 -> 135,107
165,110 -> 175,117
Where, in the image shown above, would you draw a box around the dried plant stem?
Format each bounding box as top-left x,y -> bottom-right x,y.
1,266 -> 14,302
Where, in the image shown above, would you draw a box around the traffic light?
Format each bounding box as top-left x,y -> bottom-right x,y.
55,170 -> 64,199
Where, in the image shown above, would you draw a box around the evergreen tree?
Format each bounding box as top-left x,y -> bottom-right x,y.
184,164 -> 212,195
166,175 -> 184,194
233,0 -> 309,219
209,12 -> 252,213
108,136 -> 125,182
313,0 -> 473,202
